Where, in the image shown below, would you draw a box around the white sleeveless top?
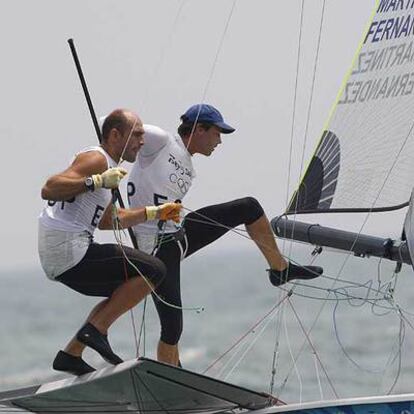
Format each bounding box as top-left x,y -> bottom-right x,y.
38,146 -> 117,279
128,125 -> 195,253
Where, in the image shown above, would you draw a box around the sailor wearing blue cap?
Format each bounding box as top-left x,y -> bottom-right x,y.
181,104 -> 235,134
127,103 -> 323,367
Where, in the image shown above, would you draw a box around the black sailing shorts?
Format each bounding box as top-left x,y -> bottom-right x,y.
56,242 -> 166,297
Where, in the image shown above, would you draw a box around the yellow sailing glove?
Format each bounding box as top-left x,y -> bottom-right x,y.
92,167 -> 128,189
159,202 -> 182,222
146,202 -> 182,223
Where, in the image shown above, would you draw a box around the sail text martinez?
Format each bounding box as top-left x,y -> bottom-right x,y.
340,3 -> 414,104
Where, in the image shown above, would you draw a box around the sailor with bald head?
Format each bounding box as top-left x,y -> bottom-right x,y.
38,108 -> 181,375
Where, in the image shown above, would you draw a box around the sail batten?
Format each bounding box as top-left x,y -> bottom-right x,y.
287,2 -> 414,216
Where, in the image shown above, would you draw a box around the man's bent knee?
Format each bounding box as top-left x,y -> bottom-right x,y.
141,257 -> 167,288
238,196 -> 264,225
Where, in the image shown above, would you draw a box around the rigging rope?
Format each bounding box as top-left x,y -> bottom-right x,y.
108,0 -> 238,358
222,306 -> 282,382
202,292 -> 291,374
180,206 -> 405,302
272,0 -> 414,395
139,0 -> 187,112
185,0 -> 237,151
283,303 -> 303,403
82,0 -> 414,400
112,214 -> 204,313
288,297 -> 339,398
332,295 -> 404,375
272,0 -> 328,396
275,0 -> 308,393
269,304 -> 284,396
187,200 -> 408,398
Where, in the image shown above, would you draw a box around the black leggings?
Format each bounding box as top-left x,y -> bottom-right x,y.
153,197 -> 264,345
57,243 -> 166,297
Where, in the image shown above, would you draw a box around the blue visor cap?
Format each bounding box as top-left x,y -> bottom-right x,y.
181,104 -> 235,134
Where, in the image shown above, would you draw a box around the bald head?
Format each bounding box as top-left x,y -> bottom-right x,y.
102,109 -> 142,142
100,108 -> 144,163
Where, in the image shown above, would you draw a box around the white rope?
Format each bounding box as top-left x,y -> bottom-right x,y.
111,206 -> 204,313
283,306 -> 303,403
180,205 -> 408,304
185,0 -> 237,151
269,304 -> 285,395
118,117 -> 138,166
139,0 -> 187,111
221,305 -> 281,382
313,351 -> 324,400
215,337 -> 250,380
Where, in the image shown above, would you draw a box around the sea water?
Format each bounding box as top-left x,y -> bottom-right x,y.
1,245 -> 414,404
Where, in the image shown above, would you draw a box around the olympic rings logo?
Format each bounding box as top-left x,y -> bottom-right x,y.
169,173 -> 189,195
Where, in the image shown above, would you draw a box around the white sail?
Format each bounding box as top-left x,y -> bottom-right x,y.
288,1 -> 414,214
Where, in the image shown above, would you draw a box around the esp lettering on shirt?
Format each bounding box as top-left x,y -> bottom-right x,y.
48,197 -> 104,228
91,205 -> 105,227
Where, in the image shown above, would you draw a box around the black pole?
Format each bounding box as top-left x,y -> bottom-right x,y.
271,216 -> 412,266
67,38 -> 139,249
68,39 -> 102,143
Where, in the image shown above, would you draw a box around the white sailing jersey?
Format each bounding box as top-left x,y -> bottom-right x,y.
38,146 -> 117,279
128,125 -> 195,253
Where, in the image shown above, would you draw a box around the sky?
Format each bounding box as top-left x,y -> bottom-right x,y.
0,0 -> 378,271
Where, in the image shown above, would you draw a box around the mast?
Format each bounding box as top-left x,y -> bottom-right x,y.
67,39 -> 139,249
